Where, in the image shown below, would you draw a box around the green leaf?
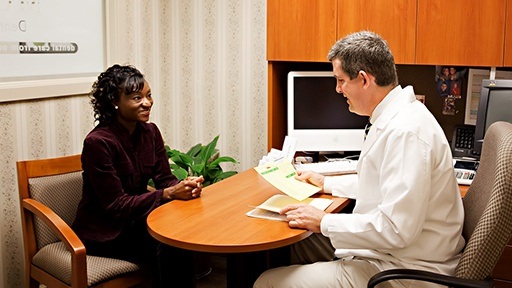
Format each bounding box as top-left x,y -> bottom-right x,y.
187,143 -> 203,157
170,152 -> 193,166
213,171 -> 238,183
170,164 -> 189,180
206,166 -> 222,179
199,135 -> 219,164
208,156 -> 238,168
190,163 -> 205,176
165,145 -> 173,157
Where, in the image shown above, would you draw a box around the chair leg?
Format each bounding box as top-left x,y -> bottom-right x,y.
29,277 -> 39,288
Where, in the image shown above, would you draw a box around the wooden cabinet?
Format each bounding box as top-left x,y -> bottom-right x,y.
268,0 -> 510,66
504,0 -> 512,66
267,0 -> 417,63
337,0 -> 417,64
416,0 -> 507,66
267,0 -> 337,62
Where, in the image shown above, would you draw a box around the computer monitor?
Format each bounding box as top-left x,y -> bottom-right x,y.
287,71 -> 368,152
473,79 -> 512,156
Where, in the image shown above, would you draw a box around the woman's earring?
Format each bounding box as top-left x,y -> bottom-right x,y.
114,105 -> 118,110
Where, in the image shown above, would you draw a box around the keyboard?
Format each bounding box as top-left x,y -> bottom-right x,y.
294,160 -> 358,176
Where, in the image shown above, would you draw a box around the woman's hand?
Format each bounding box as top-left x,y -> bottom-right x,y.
163,175 -> 204,201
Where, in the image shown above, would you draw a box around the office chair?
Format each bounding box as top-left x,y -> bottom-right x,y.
17,154 -> 146,288
368,121 -> 512,288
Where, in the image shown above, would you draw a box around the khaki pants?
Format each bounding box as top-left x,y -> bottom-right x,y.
254,256 -> 386,288
254,233 -> 385,287
254,233 -> 441,288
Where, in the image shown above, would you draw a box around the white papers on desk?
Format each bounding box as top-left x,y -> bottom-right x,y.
246,194 -> 333,221
258,136 -> 297,166
254,160 -> 320,201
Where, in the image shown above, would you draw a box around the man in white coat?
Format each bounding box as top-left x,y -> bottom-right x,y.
254,31 -> 465,287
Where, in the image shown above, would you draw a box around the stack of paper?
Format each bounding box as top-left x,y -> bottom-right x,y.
246,194 -> 333,221
248,160 -> 331,221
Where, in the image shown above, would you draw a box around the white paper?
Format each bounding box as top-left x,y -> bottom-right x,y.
254,160 -> 321,201
246,194 -> 333,221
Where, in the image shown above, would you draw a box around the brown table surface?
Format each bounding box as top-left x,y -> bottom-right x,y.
147,168 -> 350,253
459,184 -> 469,198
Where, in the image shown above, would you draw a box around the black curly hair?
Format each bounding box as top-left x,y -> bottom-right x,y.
90,64 -> 145,124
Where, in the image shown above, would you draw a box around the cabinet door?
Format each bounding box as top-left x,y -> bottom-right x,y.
337,0 -> 416,64
267,0 -> 337,62
504,0 -> 512,66
416,0 -> 506,66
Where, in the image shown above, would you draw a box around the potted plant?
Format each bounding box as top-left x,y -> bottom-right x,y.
166,135 -> 238,186
148,135 -> 238,188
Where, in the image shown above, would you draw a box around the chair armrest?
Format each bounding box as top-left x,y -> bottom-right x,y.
22,198 -> 87,286
367,268 -> 494,288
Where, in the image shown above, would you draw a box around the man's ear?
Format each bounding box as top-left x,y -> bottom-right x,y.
359,70 -> 370,87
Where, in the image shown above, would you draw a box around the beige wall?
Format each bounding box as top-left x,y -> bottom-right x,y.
1,1 -> 267,286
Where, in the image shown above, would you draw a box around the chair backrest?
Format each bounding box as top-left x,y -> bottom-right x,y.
17,155 -> 83,250
30,171 -> 83,249
455,121 -> 512,280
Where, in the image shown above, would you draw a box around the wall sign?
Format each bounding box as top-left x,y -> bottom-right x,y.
0,0 -> 104,102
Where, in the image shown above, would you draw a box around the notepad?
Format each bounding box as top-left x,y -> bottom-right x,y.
246,194 -> 333,222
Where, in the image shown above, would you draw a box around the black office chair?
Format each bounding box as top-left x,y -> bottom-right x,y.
368,121 -> 512,288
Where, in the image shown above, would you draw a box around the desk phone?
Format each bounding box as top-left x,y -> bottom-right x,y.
451,125 -> 476,158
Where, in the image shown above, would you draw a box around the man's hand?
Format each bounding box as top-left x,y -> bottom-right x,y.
295,170 -> 325,190
280,204 -> 326,233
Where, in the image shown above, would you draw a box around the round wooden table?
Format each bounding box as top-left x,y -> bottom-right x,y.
147,168 -> 349,253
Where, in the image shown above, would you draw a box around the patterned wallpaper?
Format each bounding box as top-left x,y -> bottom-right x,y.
0,0 -> 267,286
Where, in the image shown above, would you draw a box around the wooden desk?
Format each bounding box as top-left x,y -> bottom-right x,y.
459,184 -> 469,198
147,168 -> 349,253
147,168 -> 349,287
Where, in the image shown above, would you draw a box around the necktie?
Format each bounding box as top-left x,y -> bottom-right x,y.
364,121 -> 372,141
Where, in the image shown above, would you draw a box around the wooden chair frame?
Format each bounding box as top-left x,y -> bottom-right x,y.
17,154 -> 144,288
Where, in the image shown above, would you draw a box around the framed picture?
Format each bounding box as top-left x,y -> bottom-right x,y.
435,66 -> 466,98
0,0 -> 105,102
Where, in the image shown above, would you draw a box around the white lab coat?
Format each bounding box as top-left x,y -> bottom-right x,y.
322,85 -> 465,276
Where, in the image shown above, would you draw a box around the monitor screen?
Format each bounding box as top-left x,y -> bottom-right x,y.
287,71 -> 368,152
474,79 -> 512,156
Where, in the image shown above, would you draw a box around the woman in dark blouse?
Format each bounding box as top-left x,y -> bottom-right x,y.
72,64 -> 203,287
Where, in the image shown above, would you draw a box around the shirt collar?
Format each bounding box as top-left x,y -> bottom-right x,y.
370,85 -> 416,131
369,85 -> 402,124
109,120 -> 147,138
